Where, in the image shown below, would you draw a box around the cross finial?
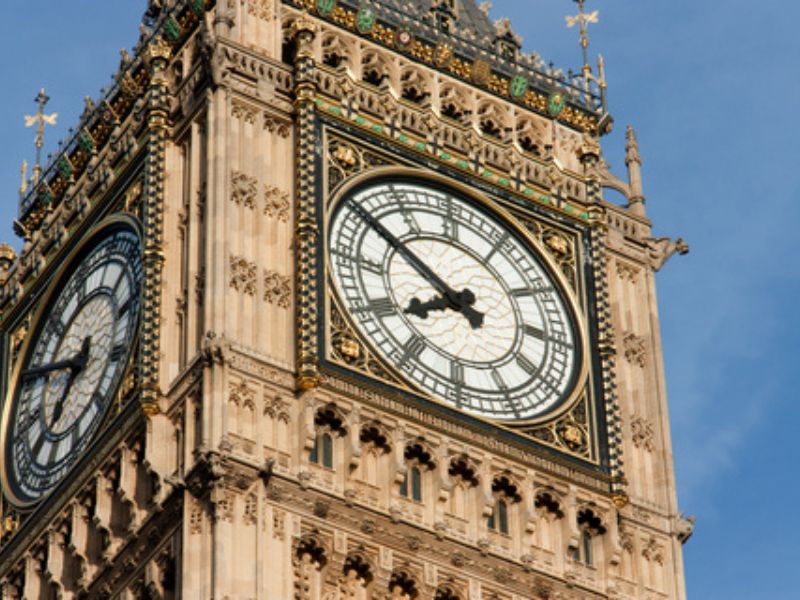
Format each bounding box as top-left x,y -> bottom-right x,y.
565,0 -> 599,78
24,88 -> 58,182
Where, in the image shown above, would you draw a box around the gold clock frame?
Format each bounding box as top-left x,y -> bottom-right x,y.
316,123 -> 604,463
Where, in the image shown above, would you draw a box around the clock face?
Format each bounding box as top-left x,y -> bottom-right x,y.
1,222 -> 142,506
328,179 -> 583,422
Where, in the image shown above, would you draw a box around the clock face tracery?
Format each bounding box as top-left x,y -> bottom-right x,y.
1,222 -> 142,506
328,179 -> 584,423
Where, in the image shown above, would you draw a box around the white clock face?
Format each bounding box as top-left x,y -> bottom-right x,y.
1,223 -> 142,506
328,180 -> 582,422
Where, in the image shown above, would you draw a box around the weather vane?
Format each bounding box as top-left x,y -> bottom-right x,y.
565,0 -> 606,109
565,0 -> 599,77
23,88 -> 58,187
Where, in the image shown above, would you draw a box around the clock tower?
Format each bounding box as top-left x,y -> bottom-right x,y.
0,1 -> 692,599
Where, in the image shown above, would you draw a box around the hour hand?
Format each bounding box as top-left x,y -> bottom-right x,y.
404,295 -> 450,319
20,336 -> 92,382
405,290 -> 485,330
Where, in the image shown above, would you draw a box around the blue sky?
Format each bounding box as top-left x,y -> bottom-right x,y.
1,2 -> 798,597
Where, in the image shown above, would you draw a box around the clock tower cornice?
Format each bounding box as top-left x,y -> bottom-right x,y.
284,0 -> 610,134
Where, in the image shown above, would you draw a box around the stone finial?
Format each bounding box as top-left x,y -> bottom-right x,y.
625,124 -> 641,165
0,243 -> 16,264
625,125 -> 645,216
146,36 -> 172,64
0,243 -> 17,275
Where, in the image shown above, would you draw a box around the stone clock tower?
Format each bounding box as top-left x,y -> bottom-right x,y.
0,1 -> 692,599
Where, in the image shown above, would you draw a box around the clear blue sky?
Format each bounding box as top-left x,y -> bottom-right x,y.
1,2 -> 798,597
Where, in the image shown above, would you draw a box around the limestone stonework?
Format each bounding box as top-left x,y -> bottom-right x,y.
0,1 -> 690,599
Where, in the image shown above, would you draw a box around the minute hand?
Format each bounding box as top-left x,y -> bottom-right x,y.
21,358 -> 80,381
348,200 -> 484,328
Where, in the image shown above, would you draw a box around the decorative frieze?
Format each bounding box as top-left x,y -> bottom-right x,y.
230,255 -> 257,295
264,269 -> 291,308
630,415 -> 655,452
231,170 -> 258,208
264,113 -> 291,138
616,260 -> 640,283
622,333 -> 647,368
273,509 -> 286,540
642,537 -> 665,564
244,491 -> 258,525
229,380 -> 257,409
232,100 -> 258,124
189,498 -> 204,535
264,184 -> 291,222
248,0 -> 272,21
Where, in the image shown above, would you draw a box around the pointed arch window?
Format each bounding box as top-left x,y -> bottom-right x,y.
488,475 -> 522,536
487,497 -> 509,534
400,465 -> 423,502
309,432 -> 333,468
400,442 -> 435,503
572,508 -> 607,566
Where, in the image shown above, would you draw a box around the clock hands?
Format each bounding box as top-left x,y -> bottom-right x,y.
404,289 -> 483,329
20,336 -> 92,428
347,199 -> 485,329
21,336 -> 93,382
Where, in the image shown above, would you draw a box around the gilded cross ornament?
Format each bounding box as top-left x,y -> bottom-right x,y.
565,0 -> 598,65
24,88 -> 58,182
566,0 -> 606,91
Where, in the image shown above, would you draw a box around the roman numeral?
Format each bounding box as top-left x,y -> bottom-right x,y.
516,354 -> 538,376
118,297 -> 133,317
512,286 -> 553,297
451,363 -> 464,406
491,369 -> 508,391
47,440 -> 60,465
523,324 -> 546,340
443,218 -> 459,241
359,257 -> 383,275
485,232 -> 510,261
399,335 -> 426,366
31,434 -> 46,461
110,343 -> 126,362
368,297 -> 396,318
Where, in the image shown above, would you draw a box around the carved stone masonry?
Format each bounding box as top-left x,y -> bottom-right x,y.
232,101 -> 258,125
248,0 -> 272,21
616,261 -> 640,283
230,255 -> 257,295
622,333 -> 647,368
244,491 -> 258,525
642,537 -> 665,564
231,170 -> 258,208
264,184 -> 291,222
264,114 -> 291,138
229,380 -> 257,409
631,414 -> 655,452
264,269 -> 291,308
189,497 -> 204,535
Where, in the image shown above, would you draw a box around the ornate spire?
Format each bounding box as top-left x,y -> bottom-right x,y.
625,125 -> 645,215
24,89 -> 58,183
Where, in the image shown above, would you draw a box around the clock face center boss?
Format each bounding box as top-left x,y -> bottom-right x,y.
328,178 -> 584,423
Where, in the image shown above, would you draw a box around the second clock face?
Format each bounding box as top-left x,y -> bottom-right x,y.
1,222 -> 142,506
328,179 -> 582,422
